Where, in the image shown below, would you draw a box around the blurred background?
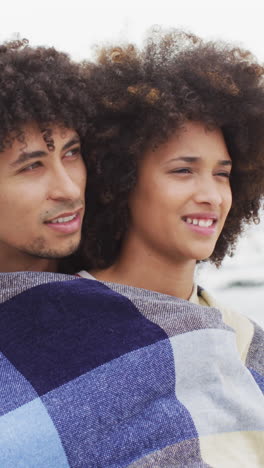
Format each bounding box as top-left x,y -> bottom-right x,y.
3,0 -> 264,325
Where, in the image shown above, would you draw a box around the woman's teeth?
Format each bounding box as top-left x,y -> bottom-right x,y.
50,214 -> 77,224
185,218 -> 214,227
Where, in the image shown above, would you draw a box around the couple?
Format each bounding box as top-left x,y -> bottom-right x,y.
1,31 -> 264,467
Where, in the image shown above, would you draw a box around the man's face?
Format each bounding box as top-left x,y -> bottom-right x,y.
0,122 -> 86,272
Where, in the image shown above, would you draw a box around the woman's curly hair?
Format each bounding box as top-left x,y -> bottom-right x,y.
73,28 -> 264,271
0,38 -> 96,150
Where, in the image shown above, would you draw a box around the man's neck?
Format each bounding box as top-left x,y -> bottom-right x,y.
91,242 -> 196,301
0,254 -> 58,273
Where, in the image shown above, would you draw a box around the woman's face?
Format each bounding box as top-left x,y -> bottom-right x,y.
127,121 -> 232,265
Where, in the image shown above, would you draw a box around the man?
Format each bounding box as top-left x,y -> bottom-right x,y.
1,123 -> 86,272
0,39 -> 99,467
0,39 -> 92,273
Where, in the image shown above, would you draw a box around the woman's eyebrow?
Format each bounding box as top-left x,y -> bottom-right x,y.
165,156 -> 232,165
218,160 -> 232,166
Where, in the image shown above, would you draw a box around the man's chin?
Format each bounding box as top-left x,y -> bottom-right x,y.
24,240 -> 81,260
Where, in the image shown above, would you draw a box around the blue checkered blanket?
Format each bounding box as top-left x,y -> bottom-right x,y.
0,272 -> 263,467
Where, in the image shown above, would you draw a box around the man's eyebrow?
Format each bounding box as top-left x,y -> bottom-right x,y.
10,150 -> 48,167
166,156 -> 232,165
10,136 -> 80,168
62,137 -> 80,151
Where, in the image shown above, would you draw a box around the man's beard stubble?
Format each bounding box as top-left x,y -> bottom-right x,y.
19,235 -> 81,260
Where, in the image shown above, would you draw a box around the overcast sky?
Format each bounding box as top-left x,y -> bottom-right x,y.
2,0 -> 264,62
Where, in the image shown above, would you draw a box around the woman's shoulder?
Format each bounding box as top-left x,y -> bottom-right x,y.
198,286 -> 264,380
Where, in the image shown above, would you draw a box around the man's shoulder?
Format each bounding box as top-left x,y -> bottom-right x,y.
0,271 -> 77,303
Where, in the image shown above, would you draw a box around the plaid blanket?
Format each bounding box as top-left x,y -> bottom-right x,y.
0,272 -> 263,467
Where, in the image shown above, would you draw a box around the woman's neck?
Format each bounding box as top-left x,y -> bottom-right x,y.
91,240 -> 196,300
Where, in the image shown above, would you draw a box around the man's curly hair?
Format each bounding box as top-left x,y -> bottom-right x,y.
72,28 -> 264,272
0,38 -> 96,151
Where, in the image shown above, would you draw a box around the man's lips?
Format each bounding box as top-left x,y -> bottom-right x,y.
44,208 -> 83,224
44,208 -> 83,234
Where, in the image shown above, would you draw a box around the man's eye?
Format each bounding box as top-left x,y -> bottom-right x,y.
65,147 -> 81,158
21,161 -> 42,172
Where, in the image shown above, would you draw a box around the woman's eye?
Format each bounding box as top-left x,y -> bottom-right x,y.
170,168 -> 192,174
216,172 -> 231,178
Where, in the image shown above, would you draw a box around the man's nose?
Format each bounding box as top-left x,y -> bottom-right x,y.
47,167 -> 82,201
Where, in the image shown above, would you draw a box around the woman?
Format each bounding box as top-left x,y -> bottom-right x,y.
72,30 -> 264,466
